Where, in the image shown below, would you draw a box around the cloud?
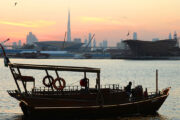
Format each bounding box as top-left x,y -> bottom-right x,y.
0,20 -> 56,28
80,16 -> 130,25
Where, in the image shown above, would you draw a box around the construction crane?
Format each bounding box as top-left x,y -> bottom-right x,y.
0,38 -> 10,44
83,34 -> 95,52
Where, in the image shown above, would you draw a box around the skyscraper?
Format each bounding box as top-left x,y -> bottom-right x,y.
18,40 -> 22,47
103,40 -> 108,48
12,42 -> 17,49
93,38 -> 96,48
133,32 -> 137,40
84,38 -> 88,46
88,33 -> 92,48
26,32 -> 38,45
169,33 -> 172,39
67,10 -> 71,42
174,31 -> 177,40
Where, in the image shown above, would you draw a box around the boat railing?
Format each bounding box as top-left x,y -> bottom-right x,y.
7,90 -> 18,94
103,84 -> 123,90
32,85 -> 80,92
31,85 -> 95,96
148,92 -> 156,95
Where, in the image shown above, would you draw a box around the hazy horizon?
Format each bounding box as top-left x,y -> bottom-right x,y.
0,0 -> 180,46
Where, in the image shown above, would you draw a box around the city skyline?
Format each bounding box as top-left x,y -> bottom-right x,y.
0,0 -> 180,46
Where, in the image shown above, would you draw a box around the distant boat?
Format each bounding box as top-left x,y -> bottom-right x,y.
123,39 -> 180,58
15,51 -> 49,59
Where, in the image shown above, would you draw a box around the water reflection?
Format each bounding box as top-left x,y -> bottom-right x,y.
5,113 -> 170,120
1,59 -> 180,120
0,113 -> 22,120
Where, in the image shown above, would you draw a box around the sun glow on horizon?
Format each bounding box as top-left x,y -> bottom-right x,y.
0,20 -> 56,28
0,0 -> 180,45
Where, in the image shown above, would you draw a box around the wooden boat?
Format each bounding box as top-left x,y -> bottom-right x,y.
0,44 -> 170,119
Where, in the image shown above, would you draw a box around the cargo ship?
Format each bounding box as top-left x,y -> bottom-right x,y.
123,38 -> 180,59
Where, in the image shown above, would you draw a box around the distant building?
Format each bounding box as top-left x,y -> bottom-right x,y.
99,42 -> 103,48
88,33 -> 92,47
173,31 -> 179,47
34,41 -> 83,52
152,38 -> 159,41
102,40 -> 108,48
117,40 -> 126,49
133,32 -> 137,40
169,33 -> 172,39
84,39 -> 88,46
67,10 -> 71,42
93,38 -> 96,48
26,32 -> 38,45
18,40 -> 22,47
12,42 -> 17,49
73,38 -> 81,43
93,38 -> 96,51
174,31 -> 177,40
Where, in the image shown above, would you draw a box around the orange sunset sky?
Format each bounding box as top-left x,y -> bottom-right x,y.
0,0 -> 180,46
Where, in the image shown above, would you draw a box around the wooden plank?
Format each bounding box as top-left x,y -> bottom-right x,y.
9,67 -> 21,93
8,63 -> 100,73
17,67 -> 28,93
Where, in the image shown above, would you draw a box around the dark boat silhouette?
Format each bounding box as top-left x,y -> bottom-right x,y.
0,43 -> 170,119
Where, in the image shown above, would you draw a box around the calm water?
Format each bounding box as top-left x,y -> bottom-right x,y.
0,59 -> 180,120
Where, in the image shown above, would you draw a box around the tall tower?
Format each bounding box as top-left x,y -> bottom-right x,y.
174,31 -> 177,40
67,10 -> 71,42
93,38 -> 96,48
133,32 -> 137,40
169,33 -> 172,39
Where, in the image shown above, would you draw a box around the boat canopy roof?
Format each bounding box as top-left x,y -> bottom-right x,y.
8,63 -> 100,73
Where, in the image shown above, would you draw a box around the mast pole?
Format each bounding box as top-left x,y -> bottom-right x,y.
156,69 -> 158,94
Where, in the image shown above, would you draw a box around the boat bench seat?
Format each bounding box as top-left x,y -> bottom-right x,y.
15,74 -> 35,82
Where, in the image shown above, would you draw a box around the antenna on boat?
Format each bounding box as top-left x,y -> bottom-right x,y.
0,38 -> 11,67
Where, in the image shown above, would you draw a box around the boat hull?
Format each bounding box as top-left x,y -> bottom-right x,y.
20,94 -> 168,119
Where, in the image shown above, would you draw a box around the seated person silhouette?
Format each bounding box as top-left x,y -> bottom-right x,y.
125,81 -> 132,97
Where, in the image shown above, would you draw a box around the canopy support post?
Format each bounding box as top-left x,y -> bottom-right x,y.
84,72 -> 89,88
97,72 -> 100,91
55,70 -> 60,78
84,72 -> 86,78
